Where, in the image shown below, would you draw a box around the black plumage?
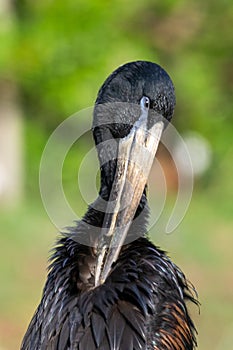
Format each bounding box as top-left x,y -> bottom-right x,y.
21,61 -> 197,350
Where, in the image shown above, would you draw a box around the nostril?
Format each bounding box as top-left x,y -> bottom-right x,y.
140,96 -> 150,110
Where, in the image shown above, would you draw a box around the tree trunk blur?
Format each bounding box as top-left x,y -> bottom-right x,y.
0,0 -> 23,206
0,81 -> 23,206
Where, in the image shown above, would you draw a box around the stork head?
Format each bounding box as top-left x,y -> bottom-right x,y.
92,61 -> 176,285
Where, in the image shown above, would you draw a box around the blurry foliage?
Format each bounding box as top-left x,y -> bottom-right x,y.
0,0 -> 232,195
1,2 -> 233,349
4,0 -> 152,126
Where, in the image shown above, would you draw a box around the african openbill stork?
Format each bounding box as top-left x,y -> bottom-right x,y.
21,61 -> 197,350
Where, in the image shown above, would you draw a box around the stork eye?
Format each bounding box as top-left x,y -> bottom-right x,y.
140,96 -> 150,110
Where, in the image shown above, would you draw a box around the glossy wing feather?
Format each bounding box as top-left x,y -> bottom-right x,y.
21,236 -> 197,350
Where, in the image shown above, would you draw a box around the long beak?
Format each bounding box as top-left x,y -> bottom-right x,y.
95,101 -> 164,286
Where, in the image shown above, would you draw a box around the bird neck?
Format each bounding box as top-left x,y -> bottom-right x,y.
81,182 -> 149,246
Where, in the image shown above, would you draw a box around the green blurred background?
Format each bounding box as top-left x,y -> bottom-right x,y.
0,0 -> 233,349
